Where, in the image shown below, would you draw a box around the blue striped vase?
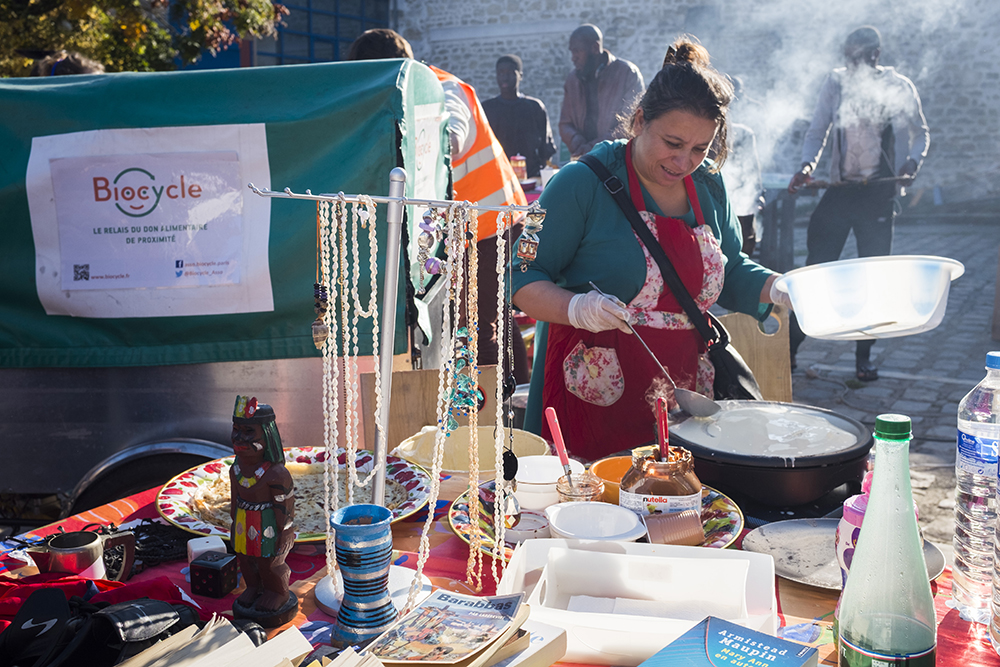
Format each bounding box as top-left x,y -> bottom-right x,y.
329,503 -> 398,648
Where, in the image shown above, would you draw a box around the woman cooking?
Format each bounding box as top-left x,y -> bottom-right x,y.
512,38 -> 789,461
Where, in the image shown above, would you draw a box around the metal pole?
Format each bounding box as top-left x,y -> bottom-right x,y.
247,183 -> 540,214
372,167 -> 406,506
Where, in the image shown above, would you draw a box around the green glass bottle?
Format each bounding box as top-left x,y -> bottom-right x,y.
837,414 -> 936,666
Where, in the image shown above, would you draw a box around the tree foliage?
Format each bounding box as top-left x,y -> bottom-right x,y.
0,0 -> 288,76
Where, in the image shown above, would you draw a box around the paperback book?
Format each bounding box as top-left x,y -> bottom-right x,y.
367,591 -> 526,665
640,616 -> 818,667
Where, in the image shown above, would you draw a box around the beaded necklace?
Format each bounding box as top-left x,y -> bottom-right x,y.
490,208 -> 512,584
318,197 -> 343,583
404,202 -> 463,611
463,204 -> 484,591
345,195 -> 383,491
316,193 -> 386,592
234,460 -> 271,488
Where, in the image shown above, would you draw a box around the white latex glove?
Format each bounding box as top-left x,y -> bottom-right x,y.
769,279 -> 794,311
568,290 -> 633,334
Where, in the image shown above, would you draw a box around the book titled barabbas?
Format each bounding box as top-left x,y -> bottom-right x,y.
367,591 -> 526,665
640,616 -> 818,667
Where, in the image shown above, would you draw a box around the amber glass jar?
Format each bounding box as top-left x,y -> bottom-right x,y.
510,154 -> 528,181
618,449 -> 702,516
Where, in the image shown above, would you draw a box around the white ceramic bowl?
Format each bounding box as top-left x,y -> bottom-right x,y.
514,456 -> 585,510
544,501 -> 647,542
773,255 -> 964,340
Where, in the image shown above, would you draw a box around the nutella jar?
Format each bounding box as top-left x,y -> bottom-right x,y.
618,449 -> 702,516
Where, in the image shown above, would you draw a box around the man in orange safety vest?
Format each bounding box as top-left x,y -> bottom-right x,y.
347,29 -> 530,383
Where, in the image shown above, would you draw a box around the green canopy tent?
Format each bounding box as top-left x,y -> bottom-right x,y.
0,59 -> 449,505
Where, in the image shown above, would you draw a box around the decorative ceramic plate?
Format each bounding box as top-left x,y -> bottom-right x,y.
742,517 -> 945,590
448,481 -> 743,560
156,447 -> 432,543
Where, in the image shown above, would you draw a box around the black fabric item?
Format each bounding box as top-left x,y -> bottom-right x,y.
0,588 -> 70,667
578,154 -> 763,401
33,598 -> 199,667
704,311 -> 764,401
93,599 -> 181,643
231,618 -> 268,647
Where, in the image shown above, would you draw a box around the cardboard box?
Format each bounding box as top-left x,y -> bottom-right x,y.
497,539 -> 776,666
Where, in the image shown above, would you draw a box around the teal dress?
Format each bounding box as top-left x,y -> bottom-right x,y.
511,140 -> 776,435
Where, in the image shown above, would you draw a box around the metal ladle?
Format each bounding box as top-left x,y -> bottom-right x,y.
588,282 -> 721,418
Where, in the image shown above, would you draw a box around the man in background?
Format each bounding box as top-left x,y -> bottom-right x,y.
559,24 -> 644,159
788,26 -> 929,381
482,54 -> 556,178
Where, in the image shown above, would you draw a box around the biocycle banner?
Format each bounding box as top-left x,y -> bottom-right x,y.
0,59 -> 449,367
28,125 -> 272,317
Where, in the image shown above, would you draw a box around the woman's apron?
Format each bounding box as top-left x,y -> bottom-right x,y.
541,143 -> 726,461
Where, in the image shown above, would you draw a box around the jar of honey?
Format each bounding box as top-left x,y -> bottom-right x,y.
618,449 -> 702,516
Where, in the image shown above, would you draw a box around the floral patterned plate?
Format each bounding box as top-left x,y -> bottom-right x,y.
448,480 -> 743,560
156,447 -> 432,543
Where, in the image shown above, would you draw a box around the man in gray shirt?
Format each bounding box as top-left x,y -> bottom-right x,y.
788,26 -> 929,381
559,24 -> 645,158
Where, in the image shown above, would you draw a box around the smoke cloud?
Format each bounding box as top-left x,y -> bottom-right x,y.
697,0 -> 967,178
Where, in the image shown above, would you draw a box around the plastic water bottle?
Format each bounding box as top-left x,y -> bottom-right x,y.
955,352 -> 1000,626
838,414 -> 936,665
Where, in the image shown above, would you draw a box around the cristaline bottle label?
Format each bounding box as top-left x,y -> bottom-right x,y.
838,635 -> 935,666
619,489 -> 700,516
956,428 -> 998,476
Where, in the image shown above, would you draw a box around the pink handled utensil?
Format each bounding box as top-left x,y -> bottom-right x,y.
656,397 -> 670,460
545,406 -> 574,488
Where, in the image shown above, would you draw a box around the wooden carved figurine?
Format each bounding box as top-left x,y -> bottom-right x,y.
230,395 -> 299,627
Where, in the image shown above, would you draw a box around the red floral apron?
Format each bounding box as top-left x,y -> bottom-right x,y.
541,143 -> 726,461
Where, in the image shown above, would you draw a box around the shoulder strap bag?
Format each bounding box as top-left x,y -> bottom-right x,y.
579,154 -> 763,401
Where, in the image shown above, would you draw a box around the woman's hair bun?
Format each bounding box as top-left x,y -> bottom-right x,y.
662,37 -> 711,69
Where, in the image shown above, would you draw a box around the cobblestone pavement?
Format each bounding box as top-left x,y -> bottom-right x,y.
779,211 -> 1000,565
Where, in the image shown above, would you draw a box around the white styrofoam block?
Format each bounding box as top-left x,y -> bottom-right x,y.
187,535 -> 227,564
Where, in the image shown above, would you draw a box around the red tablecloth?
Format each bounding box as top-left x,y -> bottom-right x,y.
2,485 -> 997,666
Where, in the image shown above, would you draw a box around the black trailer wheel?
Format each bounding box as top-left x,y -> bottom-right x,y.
69,453 -> 213,515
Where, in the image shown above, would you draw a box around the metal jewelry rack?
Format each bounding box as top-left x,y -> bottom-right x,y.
251,167 -> 542,615
248,167 -> 542,505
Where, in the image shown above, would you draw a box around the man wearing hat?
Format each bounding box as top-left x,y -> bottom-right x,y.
788,26 -> 930,381
482,54 -> 557,178
230,396 -> 297,621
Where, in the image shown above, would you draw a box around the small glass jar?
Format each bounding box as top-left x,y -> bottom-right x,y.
510,154 -> 528,181
618,449 -> 701,516
556,471 -> 605,503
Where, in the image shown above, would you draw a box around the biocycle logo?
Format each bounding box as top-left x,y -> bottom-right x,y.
92,167 -> 202,218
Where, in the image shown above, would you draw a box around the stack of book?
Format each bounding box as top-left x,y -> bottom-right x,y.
117,615 -> 314,667
365,590 -> 565,667
304,646 -> 384,667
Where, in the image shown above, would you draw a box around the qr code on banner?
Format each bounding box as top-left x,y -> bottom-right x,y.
73,264 -> 90,281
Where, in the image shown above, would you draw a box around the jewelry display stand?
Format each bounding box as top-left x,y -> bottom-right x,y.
249,167 -> 543,614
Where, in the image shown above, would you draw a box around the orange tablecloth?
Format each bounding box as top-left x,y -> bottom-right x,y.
2,479 -> 998,666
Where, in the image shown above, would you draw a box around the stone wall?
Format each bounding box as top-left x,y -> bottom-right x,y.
395,0 -> 1000,204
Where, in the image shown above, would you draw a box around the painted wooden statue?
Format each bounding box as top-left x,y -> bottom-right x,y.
230,395 -> 299,626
